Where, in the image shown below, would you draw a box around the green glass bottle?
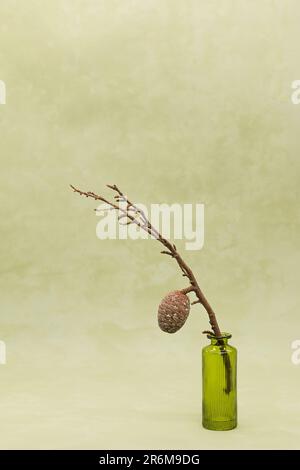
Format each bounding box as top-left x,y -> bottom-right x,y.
202,333 -> 237,431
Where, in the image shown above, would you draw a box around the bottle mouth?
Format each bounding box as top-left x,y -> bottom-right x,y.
207,332 -> 232,340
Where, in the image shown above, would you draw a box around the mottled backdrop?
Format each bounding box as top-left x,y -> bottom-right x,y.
0,0 -> 299,449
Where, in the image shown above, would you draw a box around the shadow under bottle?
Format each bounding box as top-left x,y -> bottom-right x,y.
202,333 -> 237,431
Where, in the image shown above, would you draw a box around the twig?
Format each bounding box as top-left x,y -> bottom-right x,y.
70,183 -> 222,338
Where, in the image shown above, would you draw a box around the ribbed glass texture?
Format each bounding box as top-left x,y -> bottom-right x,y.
202,333 -> 237,431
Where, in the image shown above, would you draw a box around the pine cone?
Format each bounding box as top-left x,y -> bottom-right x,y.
158,290 -> 190,333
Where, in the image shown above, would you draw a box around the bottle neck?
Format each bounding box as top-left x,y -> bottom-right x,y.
211,338 -> 228,345
208,333 -> 232,345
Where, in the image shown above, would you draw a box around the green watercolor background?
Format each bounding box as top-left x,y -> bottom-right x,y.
0,0 -> 299,449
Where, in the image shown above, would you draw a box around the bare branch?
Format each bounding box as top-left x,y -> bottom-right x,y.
70,183 -> 223,338
160,251 -> 174,257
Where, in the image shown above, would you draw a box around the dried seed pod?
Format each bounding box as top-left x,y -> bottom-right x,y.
158,290 -> 190,333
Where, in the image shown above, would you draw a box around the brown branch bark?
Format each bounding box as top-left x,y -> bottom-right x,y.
70,183 -> 223,338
